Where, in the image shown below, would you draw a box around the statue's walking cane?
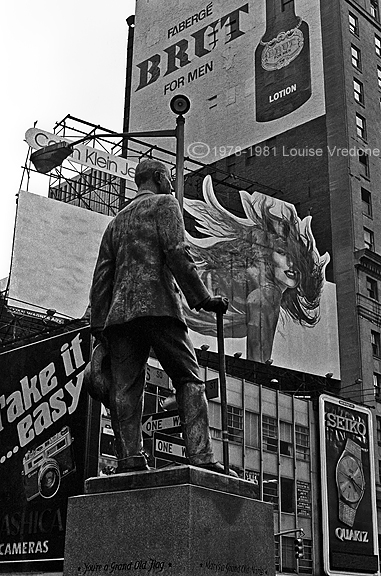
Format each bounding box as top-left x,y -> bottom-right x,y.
216,310 -> 229,475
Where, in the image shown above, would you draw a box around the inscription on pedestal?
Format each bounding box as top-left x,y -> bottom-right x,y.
78,558 -> 168,574
76,558 -> 270,575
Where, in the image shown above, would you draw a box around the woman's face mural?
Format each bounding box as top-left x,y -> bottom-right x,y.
272,250 -> 299,290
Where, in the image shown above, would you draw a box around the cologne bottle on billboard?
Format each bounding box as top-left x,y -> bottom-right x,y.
255,0 -> 312,122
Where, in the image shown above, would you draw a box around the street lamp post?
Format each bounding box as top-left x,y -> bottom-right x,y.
30,95 -> 191,210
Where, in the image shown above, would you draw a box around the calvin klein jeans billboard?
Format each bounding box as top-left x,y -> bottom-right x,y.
319,395 -> 379,576
0,327 -> 91,572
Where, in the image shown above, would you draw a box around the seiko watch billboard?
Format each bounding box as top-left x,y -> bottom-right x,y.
319,395 -> 379,576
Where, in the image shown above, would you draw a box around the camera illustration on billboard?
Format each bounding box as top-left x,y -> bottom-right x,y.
22,426 -> 76,502
184,176 -> 329,364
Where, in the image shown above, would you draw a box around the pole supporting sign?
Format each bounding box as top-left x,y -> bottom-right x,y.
319,394 -> 379,576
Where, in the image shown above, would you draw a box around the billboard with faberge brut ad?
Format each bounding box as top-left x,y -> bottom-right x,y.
0,327 -> 92,573
130,0 -> 325,164
319,395 -> 379,576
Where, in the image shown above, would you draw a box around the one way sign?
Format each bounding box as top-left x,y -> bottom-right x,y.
142,410 -> 182,438
153,432 -> 188,464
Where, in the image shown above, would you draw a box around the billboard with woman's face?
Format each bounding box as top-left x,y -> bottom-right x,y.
9,188 -> 339,379
184,176 -> 339,377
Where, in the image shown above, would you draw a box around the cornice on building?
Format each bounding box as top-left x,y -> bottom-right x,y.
354,248 -> 381,279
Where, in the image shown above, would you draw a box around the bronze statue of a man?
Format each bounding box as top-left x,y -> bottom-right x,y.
90,158 -> 234,475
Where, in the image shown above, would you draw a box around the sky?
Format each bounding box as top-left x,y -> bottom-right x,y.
0,0 -> 136,281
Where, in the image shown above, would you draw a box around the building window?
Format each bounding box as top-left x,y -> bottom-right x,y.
262,415 -> 278,452
356,113 -> 366,139
374,373 -> 381,398
263,473 -> 279,509
280,421 -> 293,456
359,151 -> 370,177
349,12 -> 359,35
376,35 -> 381,57
361,187 -> 372,216
377,417 -> 381,443
245,411 -> 259,448
143,383 -> 160,414
378,66 -> 381,88
274,537 -> 280,573
227,405 -> 243,444
351,45 -> 361,69
208,401 -> 221,430
296,425 -> 310,460
371,0 -> 380,21
100,425 -> 116,458
280,477 -> 295,513
367,276 -> 378,300
364,227 -> 374,250
282,537 -> 296,573
353,78 -> 364,103
371,330 -> 381,356
210,427 -> 222,440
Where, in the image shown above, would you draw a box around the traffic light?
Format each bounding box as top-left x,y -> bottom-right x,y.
294,537 -> 304,559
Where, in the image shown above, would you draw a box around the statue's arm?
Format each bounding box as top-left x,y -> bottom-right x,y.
89,224 -> 115,332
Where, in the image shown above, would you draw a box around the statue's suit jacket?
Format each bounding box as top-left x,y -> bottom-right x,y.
90,190 -> 210,332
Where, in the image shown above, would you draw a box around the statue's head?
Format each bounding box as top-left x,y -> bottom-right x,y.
135,158 -> 173,195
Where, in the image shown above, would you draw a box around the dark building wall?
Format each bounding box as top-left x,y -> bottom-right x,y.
220,115 -> 333,281
322,0 -> 363,396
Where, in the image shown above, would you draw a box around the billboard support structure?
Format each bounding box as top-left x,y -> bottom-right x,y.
217,310 -> 229,474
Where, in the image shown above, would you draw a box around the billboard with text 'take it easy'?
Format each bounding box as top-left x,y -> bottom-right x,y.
0,327 -> 92,573
130,0 -> 325,164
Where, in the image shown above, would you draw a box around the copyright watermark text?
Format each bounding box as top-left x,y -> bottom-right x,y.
186,142 -> 380,160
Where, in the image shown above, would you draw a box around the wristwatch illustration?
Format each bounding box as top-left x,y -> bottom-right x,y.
336,438 -> 365,527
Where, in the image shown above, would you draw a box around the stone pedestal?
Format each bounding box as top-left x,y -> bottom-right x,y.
63,465 -> 275,576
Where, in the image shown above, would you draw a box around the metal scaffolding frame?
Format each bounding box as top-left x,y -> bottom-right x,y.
23,115 -> 283,217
